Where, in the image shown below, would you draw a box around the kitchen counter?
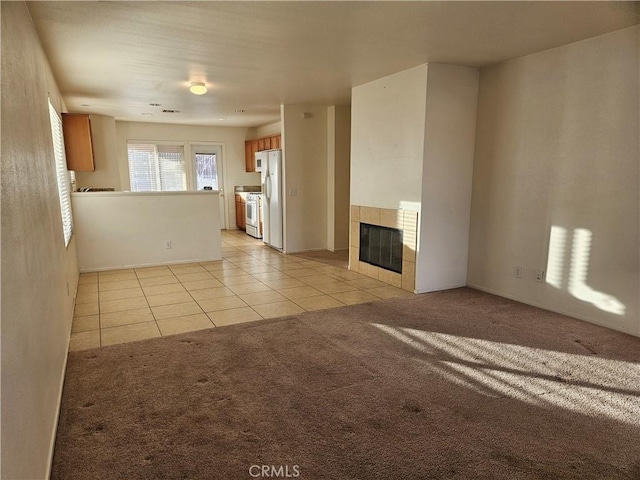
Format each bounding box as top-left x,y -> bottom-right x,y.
234,185 -> 261,193
73,190 -> 220,197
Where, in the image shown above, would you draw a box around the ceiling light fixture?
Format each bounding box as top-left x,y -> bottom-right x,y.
189,82 -> 207,95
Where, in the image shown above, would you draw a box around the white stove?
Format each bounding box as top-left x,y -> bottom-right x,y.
245,192 -> 262,239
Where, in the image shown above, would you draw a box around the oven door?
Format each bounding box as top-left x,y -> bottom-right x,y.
245,197 -> 262,238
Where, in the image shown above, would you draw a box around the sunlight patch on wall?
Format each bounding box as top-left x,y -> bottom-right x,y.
546,226 -> 625,315
546,226 -> 567,289
398,201 -> 419,252
372,324 -> 640,425
568,228 -> 625,315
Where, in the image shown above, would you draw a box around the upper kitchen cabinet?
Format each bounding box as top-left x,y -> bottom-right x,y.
244,141 -> 253,172
245,140 -> 259,172
244,134 -> 281,172
62,113 -> 95,171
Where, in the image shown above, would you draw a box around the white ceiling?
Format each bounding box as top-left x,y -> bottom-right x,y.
28,1 -> 639,128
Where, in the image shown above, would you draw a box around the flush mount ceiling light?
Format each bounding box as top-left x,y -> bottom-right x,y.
189,82 -> 207,95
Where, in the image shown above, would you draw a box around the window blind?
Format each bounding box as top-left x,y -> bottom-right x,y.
127,143 -> 186,192
48,101 -> 73,247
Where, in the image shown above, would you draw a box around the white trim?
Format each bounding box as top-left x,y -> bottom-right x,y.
71,191 -> 218,198
79,258 -> 223,273
466,283 -> 638,337
187,141 -> 228,229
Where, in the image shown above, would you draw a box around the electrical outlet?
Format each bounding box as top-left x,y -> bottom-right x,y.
165,241 -> 172,249
536,270 -> 545,282
288,188 -> 297,196
514,266 -> 522,279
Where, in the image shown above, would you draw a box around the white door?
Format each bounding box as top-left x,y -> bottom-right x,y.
191,144 -> 226,229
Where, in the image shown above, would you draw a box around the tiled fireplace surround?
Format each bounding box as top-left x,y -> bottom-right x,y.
349,205 -> 417,293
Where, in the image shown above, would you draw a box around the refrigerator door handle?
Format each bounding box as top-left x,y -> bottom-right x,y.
265,176 -> 272,200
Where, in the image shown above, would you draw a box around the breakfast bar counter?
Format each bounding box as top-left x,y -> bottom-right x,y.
71,191 -> 221,272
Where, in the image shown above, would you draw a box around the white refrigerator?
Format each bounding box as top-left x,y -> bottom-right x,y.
259,149 -> 283,250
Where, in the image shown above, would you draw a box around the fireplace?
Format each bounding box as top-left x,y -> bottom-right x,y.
359,223 -> 403,273
349,205 -> 417,292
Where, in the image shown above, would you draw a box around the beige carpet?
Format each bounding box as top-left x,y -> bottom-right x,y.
52,288 -> 640,479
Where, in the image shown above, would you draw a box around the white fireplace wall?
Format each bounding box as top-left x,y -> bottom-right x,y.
418,64 -> 479,292
350,63 -> 478,293
350,65 -> 428,210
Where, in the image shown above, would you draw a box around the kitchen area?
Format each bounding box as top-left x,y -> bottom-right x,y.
65,104 -> 350,265
235,133 -> 283,250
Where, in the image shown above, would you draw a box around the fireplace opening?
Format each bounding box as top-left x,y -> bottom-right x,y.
359,223 -> 403,274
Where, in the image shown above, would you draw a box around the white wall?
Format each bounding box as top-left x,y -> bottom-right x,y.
72,192 -> 221,271
327,105 -> 351,251
281,105 -> 329,253
417,64 -> 478,292
256,120 -> 281,137
1,3 -> 79,478
350,65 -> 428,209
468,26 -> 640,336
115,121 -> 258,229
350,64 -> 478,293
75,114 -> 120,190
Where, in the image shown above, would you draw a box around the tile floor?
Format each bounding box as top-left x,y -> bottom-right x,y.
70,230 -> 413,351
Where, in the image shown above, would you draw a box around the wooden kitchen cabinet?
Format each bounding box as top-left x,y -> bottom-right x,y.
244,141 -> 253,172
235,194 -> 246,231
244,140 -> 260,172
244,134 -> 281,172
62,113 -> 95,171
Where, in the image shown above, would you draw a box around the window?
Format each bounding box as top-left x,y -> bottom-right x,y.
127,143 -> 186,191
48,100 -> 73,247
194,152 -> 219,190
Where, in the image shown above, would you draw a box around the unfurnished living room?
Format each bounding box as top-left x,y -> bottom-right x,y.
2,1 -> 639,479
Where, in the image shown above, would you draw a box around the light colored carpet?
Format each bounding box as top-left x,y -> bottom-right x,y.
52,288 -> 640,479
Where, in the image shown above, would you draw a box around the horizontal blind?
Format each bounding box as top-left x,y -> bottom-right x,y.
127,143 -> 186,192
48,101 -> 73,247
157,144 -> 186,191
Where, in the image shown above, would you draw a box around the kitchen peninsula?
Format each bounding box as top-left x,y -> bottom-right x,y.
71,191 -> 221,271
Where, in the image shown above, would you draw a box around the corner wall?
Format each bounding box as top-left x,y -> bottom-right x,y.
75,114 -> 121,190
1,3 -> 79,478
417,64 -> 478,292
281,105 -> 328,253
256,121 -> 282,137
327,105 -> 351,251
468,26 -> 640,336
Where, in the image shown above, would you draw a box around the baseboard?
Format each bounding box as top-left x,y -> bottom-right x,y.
79,257 -> 223,273
467,282 -> 638,338
415,282 -> 467,294
46,277 -> 77,479
284,248 -> 328,255
46,348 -> 69,479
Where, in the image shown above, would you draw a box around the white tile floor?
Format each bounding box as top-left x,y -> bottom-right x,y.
69,230 -> 412,351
